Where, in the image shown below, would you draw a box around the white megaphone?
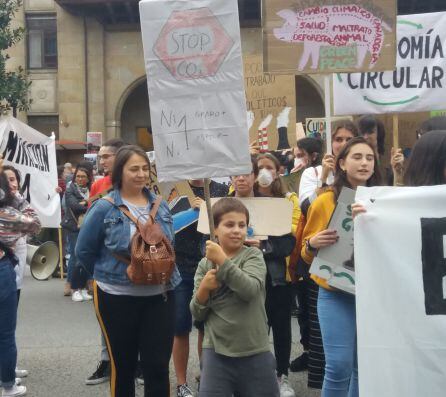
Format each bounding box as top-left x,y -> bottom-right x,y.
26,241 -> 60,281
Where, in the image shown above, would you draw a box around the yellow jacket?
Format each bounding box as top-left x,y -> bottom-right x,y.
285,192 -> 301,281
300,190 -> 336,290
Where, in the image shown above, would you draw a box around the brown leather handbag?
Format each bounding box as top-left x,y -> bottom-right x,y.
103,196 -> 175,285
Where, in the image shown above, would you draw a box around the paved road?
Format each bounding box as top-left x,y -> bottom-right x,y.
15,270 -> 321,397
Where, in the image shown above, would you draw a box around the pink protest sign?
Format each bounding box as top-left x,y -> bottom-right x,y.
263,0 -> 396,74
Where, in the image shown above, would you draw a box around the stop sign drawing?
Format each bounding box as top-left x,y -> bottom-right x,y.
153,7 -> 234,80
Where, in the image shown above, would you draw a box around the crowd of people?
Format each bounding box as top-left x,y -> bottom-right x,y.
0,114 -> 445,397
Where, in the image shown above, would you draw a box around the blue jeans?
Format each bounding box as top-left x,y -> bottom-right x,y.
0,258 -> 18,388
174,271 -> 195,336
67,231 -> 79,283
317,287 -> 358,397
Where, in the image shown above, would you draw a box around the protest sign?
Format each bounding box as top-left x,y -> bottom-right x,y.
263,0 -> 396,74
355,185 -> 446,397
197,197 -> 293,238
0,116 -> 60,228
140,0 -> 251,182
86,131 -> 102,153
305,116 -> 353,140
244,54 -> 296,149
309,187 -> 355,294
334,12 -> 446,115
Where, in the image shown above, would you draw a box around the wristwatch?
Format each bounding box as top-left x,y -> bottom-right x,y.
306,239 -> 317,252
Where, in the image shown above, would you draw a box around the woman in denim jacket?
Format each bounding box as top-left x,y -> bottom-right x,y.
76,145 -> 180,397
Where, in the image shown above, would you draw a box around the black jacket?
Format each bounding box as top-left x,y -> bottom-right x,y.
61,183 -> 88,232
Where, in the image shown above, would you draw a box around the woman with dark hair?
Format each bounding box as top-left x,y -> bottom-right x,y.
76,145 -> 180,397
293,137 -> 323,172
61,163 -> 94,301
249,152 -> 299,396
404,131 -> 446,186
301,137 -> 381,397
0,158 -> 41,396
357,115 -> 386,156
291,119 -> 358,386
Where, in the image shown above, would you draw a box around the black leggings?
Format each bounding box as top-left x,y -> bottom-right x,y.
71,266 -> 89,290
93,283 -> 175,397
265,280 -> 293,377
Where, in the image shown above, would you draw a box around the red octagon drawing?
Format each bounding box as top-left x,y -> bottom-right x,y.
153,7 -> 234,81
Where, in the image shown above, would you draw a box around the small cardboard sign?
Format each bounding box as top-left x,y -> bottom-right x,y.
309,187 -> 356,294
197,197 -> 293,238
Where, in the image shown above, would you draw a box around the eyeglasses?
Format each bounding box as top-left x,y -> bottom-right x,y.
98,154 -> 115,160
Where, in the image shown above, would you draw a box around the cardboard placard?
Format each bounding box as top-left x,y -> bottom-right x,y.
309,187 -> 356,294
263,0 -> 397,74
305,116 -> 353,140
244,54 -> 296,149
197,197 -> 293,238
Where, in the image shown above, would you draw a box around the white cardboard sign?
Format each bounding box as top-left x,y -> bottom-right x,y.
355,185 -> 446,397
139,0 -> 251,182
334,12 -> 446,115
197,197 -> 293,238
0,116 -> 61,228
309,187 -> 356,294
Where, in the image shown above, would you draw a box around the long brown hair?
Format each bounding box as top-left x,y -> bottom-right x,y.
254,152 -> 284,198
331,137 -> 382,200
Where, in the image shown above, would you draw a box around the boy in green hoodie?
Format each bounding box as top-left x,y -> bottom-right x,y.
190,198 -> 279,396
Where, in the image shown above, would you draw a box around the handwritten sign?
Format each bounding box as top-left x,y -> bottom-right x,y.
263,0 -> 396,74
334,12 -> 446,115
305,116 -> 353,140
0,116 -> 60,228
244,54 -> 296,149
140,0 -> 251,182
309,187 -> 356,294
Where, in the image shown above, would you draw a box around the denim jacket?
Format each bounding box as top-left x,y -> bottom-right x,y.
75,188 -> 181,288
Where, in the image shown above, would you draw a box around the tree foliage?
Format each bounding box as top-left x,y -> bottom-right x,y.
0,0 -> 31,116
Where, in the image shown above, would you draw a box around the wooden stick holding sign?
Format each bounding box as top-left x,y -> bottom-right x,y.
203,178 -> 216,242
392,114 -> 399,186
324,75 -> 332,155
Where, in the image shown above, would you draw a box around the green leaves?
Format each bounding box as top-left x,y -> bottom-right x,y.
0,0 -> 31,116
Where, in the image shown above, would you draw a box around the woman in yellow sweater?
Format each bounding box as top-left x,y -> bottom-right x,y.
301,137 -> 381,397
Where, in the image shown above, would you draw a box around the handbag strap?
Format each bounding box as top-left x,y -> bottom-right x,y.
102,195 -> 163,226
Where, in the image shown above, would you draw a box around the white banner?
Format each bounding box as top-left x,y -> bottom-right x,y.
0,116 -> 61,228
355,185 -> 446,397
139,0 -> 251,182
334,12 -> 446,115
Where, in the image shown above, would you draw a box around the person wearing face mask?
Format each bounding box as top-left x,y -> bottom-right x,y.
292,138 -> 323,174
255,153 -> 300,397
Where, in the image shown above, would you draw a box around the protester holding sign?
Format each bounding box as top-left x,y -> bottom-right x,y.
173,179 -> 228,397
76,145 -> 180,397
0,156 -> 41,397
302,137 -> 381,397
299,120 -> 358,212
190,198 -> 279,397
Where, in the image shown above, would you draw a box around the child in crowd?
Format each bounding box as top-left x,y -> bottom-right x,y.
190,198 -> 279,397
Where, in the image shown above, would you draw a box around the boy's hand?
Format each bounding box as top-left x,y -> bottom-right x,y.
200,269 -> 219,292
192,196 -> 204,209
205,240 -> 227,266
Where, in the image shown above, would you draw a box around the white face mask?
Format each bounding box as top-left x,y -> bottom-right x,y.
257,168 -> 274,187
294,157 -> 307,169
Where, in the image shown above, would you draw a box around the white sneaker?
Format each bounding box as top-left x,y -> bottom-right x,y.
71,290 -> 84,302
81,289 -> 93,301
15,369 -> 28,378
278,375 -> 295,397
2,384 -> 26,396
0,379 -> 22,388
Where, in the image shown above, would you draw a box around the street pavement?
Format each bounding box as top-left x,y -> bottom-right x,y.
15,269 -> 321,397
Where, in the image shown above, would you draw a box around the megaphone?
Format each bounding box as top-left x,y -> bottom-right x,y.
26,241 -> 60,281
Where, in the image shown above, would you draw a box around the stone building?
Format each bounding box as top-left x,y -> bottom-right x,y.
6,0 -> 445,162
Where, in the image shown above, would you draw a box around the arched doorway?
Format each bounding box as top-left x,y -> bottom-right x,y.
119,80 -> 154,151
295,75 -> 325,123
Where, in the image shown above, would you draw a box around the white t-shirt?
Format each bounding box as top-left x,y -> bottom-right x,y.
298,166 -> 335,208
